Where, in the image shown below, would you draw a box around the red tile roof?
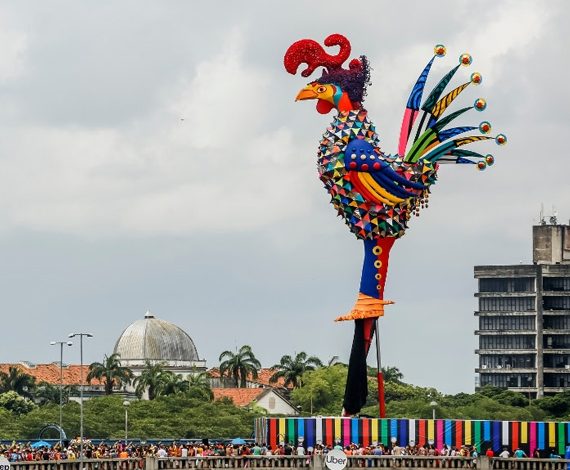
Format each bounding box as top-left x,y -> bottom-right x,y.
212,387 -> 266,406
208,367 -> 288,388
0,363 -> 103,386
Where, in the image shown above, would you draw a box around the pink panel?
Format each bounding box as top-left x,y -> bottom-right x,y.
529,422 -> 537,456
343,419 -> 351,447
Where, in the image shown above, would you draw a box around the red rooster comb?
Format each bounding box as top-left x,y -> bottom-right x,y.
284,34 -> 371,105
284,34 -> 352,77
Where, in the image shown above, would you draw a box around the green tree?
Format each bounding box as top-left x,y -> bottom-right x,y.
86,353 -> 134,395
32,381 -> 77,406
269,352 -> 323,388
0,391 -> 37,415
0,367 -> 36,398
291,365 -> 347,414
161,373 -> 189,396
187,372 -> 214,401
133,361 -> 170,400
218,345 -> 261,388
382,366 -> 404,383
327,356 -> 344,367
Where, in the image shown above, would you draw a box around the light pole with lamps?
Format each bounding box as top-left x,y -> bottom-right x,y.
68,332 -> 93,460
50,340 -> 73,446
430,400 -> 438,420
123,400 -> 130,441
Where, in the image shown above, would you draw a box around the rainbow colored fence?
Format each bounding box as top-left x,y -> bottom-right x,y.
255,418 -> 570,455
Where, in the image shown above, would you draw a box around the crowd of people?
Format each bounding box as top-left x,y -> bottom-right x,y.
0,440 -> 566,462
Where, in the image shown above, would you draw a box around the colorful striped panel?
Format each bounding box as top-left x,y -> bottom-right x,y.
530,422 -> 537,456
381,419 -> 388,445
436,420 -> 443,449
259,418 -> 570,454
371,418 -> 378,445
473,421 -> 481,449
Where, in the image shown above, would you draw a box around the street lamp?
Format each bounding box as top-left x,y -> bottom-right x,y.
50,340 -> 73,446
68,332 -> 93,460
123,400 -> 130,442
430,401 -> 438,420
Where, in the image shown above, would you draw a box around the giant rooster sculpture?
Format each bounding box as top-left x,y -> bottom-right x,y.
284,34 -> 506,416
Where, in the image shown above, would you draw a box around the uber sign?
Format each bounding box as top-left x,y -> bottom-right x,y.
0,457 -> 10,470
325,449 -> 348,470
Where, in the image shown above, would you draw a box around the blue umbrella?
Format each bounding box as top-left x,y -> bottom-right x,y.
31,441 -> 51,448
231,438 -> 246,445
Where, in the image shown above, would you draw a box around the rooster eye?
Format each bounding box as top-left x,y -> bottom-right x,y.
316,86 -> 327,93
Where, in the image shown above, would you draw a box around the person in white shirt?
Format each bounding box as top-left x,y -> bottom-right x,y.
499,448 -> 510,458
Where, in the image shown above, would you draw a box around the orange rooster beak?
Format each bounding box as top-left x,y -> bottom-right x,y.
295,86 -> 318,101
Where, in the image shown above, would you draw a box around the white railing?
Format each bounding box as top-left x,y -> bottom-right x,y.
155,456 -> 312,468
6,455 -> 570,470
490,457 -> 570,470
8,458 -> 143,470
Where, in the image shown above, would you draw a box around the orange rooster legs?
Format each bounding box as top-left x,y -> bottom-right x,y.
335,294 -> 394,321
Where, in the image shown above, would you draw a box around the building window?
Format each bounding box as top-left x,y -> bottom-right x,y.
544,374 -> 570,387
543,296 -> 570,311
480,278 -> 535,293
543,355 -> 570,368
480,374 -> 535,388
480,336 -> 535,349
543,277 -> 570,292
544,335 -> 570,349
543,316 -> 570,330
268,397 -> 276,410
480,316 -> 535,331
479,297 -> 535,312
480,355 -> 534,369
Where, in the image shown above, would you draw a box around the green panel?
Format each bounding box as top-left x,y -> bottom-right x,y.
381,419 -> 389,445
287,419 -> 295,443
474,421 -> 482,450
558,422 -> 565,456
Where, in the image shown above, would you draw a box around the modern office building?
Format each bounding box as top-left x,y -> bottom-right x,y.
475,222 -> 570,397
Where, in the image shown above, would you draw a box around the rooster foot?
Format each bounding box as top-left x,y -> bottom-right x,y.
335,293 -> 394,321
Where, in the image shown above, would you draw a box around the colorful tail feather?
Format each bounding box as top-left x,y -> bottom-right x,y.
398,46 -> 506,170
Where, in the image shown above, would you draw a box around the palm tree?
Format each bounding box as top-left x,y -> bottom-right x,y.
187,372 -> 214,401
382,366 -> 404,383
218,345 -> 261,388
86,353 -> 134,395
160,373 -> 189,396
0,366 -> 36,398
269,352 -> 323,388
133,361 -> 169,400
33,382 -> 76,406
188,371 -> 211,388
327,355 -> 342,367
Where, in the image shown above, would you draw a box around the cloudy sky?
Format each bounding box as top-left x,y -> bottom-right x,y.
0,1 -> 568,394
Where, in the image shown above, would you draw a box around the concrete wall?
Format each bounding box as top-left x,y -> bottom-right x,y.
533,224 -> 570,264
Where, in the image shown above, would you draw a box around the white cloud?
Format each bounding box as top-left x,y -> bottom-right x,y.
0,11 -> 28,80
0,27 -> 316,236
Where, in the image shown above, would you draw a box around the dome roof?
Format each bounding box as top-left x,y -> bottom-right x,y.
113,312 -> 199,363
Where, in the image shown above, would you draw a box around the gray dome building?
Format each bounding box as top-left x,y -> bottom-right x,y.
114,311 -> 206,371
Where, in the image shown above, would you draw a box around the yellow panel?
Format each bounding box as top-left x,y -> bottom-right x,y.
549,422 -> 556,447
521,422 -> 527,443
464,421 -> 471,445
427,420 -> 435,440
371,419 -> 379,444
334,418 -> 342,442
278,418 -> 286,443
